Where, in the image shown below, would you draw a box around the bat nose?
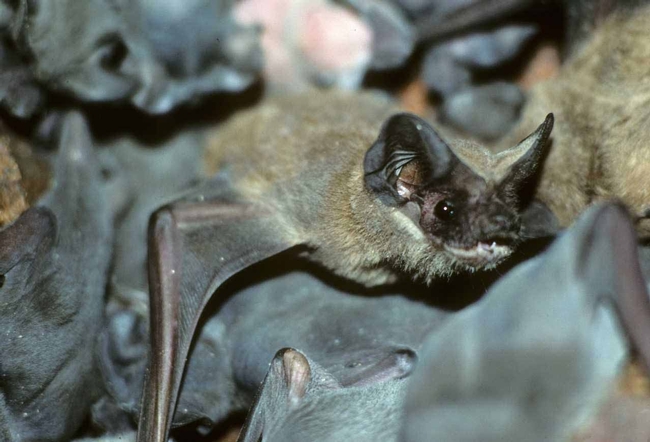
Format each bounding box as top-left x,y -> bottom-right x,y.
477,212 -> 520,245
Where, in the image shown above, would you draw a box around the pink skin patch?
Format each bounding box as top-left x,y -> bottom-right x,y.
298,5 -> 372,72
233,0 -> 372,87
234,0 -> 298,82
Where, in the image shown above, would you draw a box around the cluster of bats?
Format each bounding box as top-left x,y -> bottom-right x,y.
0,0 -> 567,142
2,0 -> 650,441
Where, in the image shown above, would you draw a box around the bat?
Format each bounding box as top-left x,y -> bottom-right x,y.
413,0 -> 540,43
100,256 -> 450,431
495,2 -> 650,237
165,263 -> 447,429
401,202 -> 650,442
0,112 -> 113,441
237,348 -> 410,442
89,129 -> 206,435
0,0 -> 262,117
98,129 -> 205,303
238,203 -> 650,442
136,89 -> 558,441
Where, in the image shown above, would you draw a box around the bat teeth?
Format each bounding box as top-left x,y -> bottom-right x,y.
444,242 -> 511,266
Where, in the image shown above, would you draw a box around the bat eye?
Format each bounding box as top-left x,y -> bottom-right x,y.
434,199 -> 456,221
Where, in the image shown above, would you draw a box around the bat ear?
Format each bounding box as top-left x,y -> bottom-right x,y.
278,348 -> 312,404
0,207 -> 56,274
338,346 -> 417,387
238,348 -> 340,442
519,199 -> 560,239
496,113 -> 553,199
364,113 -> 461,205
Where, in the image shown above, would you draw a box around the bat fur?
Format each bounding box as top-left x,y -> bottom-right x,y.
496,2 -> 650,236
0,113 -> 113,441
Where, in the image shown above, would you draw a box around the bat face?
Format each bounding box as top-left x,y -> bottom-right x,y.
364,112 -> 555,272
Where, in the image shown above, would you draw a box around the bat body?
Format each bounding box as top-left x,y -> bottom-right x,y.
237,348 -> 410,442
137,89 -> 558,441
496,3 -> 650,235
104,259 -> 449,430
239,203 -> 650,442
0,0 -> 262,116
99,129 -> 205,302
0,113 -> 113,441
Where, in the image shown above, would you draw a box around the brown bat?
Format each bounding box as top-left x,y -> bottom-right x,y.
135,90 -> 556,441
495,2 -> 650,236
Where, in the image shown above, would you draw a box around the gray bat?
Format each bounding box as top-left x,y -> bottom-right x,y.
102,257 -> 451,433
402,202 -> 650,442
0,112 -> 113,441
98,129 -> 205,303
0,0 -> 262,116
237,348 -> 410,442
134,89 -> 558,442
88,128 -> 206,436
238,203 -> 650,442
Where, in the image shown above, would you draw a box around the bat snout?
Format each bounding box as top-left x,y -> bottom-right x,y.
475,209 -> 521,246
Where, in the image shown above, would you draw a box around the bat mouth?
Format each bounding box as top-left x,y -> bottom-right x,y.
443,241 -> 512,267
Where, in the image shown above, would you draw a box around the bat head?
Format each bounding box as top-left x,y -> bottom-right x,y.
364,112 -> 556,273
239,348 -> 408,442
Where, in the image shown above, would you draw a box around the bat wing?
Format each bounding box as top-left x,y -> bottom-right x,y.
137,182 -> 301,442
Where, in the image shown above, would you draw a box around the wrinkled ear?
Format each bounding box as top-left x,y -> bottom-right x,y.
497,113 -> 554,199
519,200 -> 560,239
338,347 -> 417,387
364,113 -> 460,205
238,348 -> 339,442
0,207 -> 56,274
566,203 -> 650,372
280,348 -> 312,405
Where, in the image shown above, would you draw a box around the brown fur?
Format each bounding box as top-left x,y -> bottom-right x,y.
496,5 -> 650,235
204,90 -> 541,285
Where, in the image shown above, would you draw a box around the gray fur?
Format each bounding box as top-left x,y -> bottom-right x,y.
103,263 -> 449,429
0,113 -> 113,441
239,349 -> 408,442
0,0 -> 262,116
